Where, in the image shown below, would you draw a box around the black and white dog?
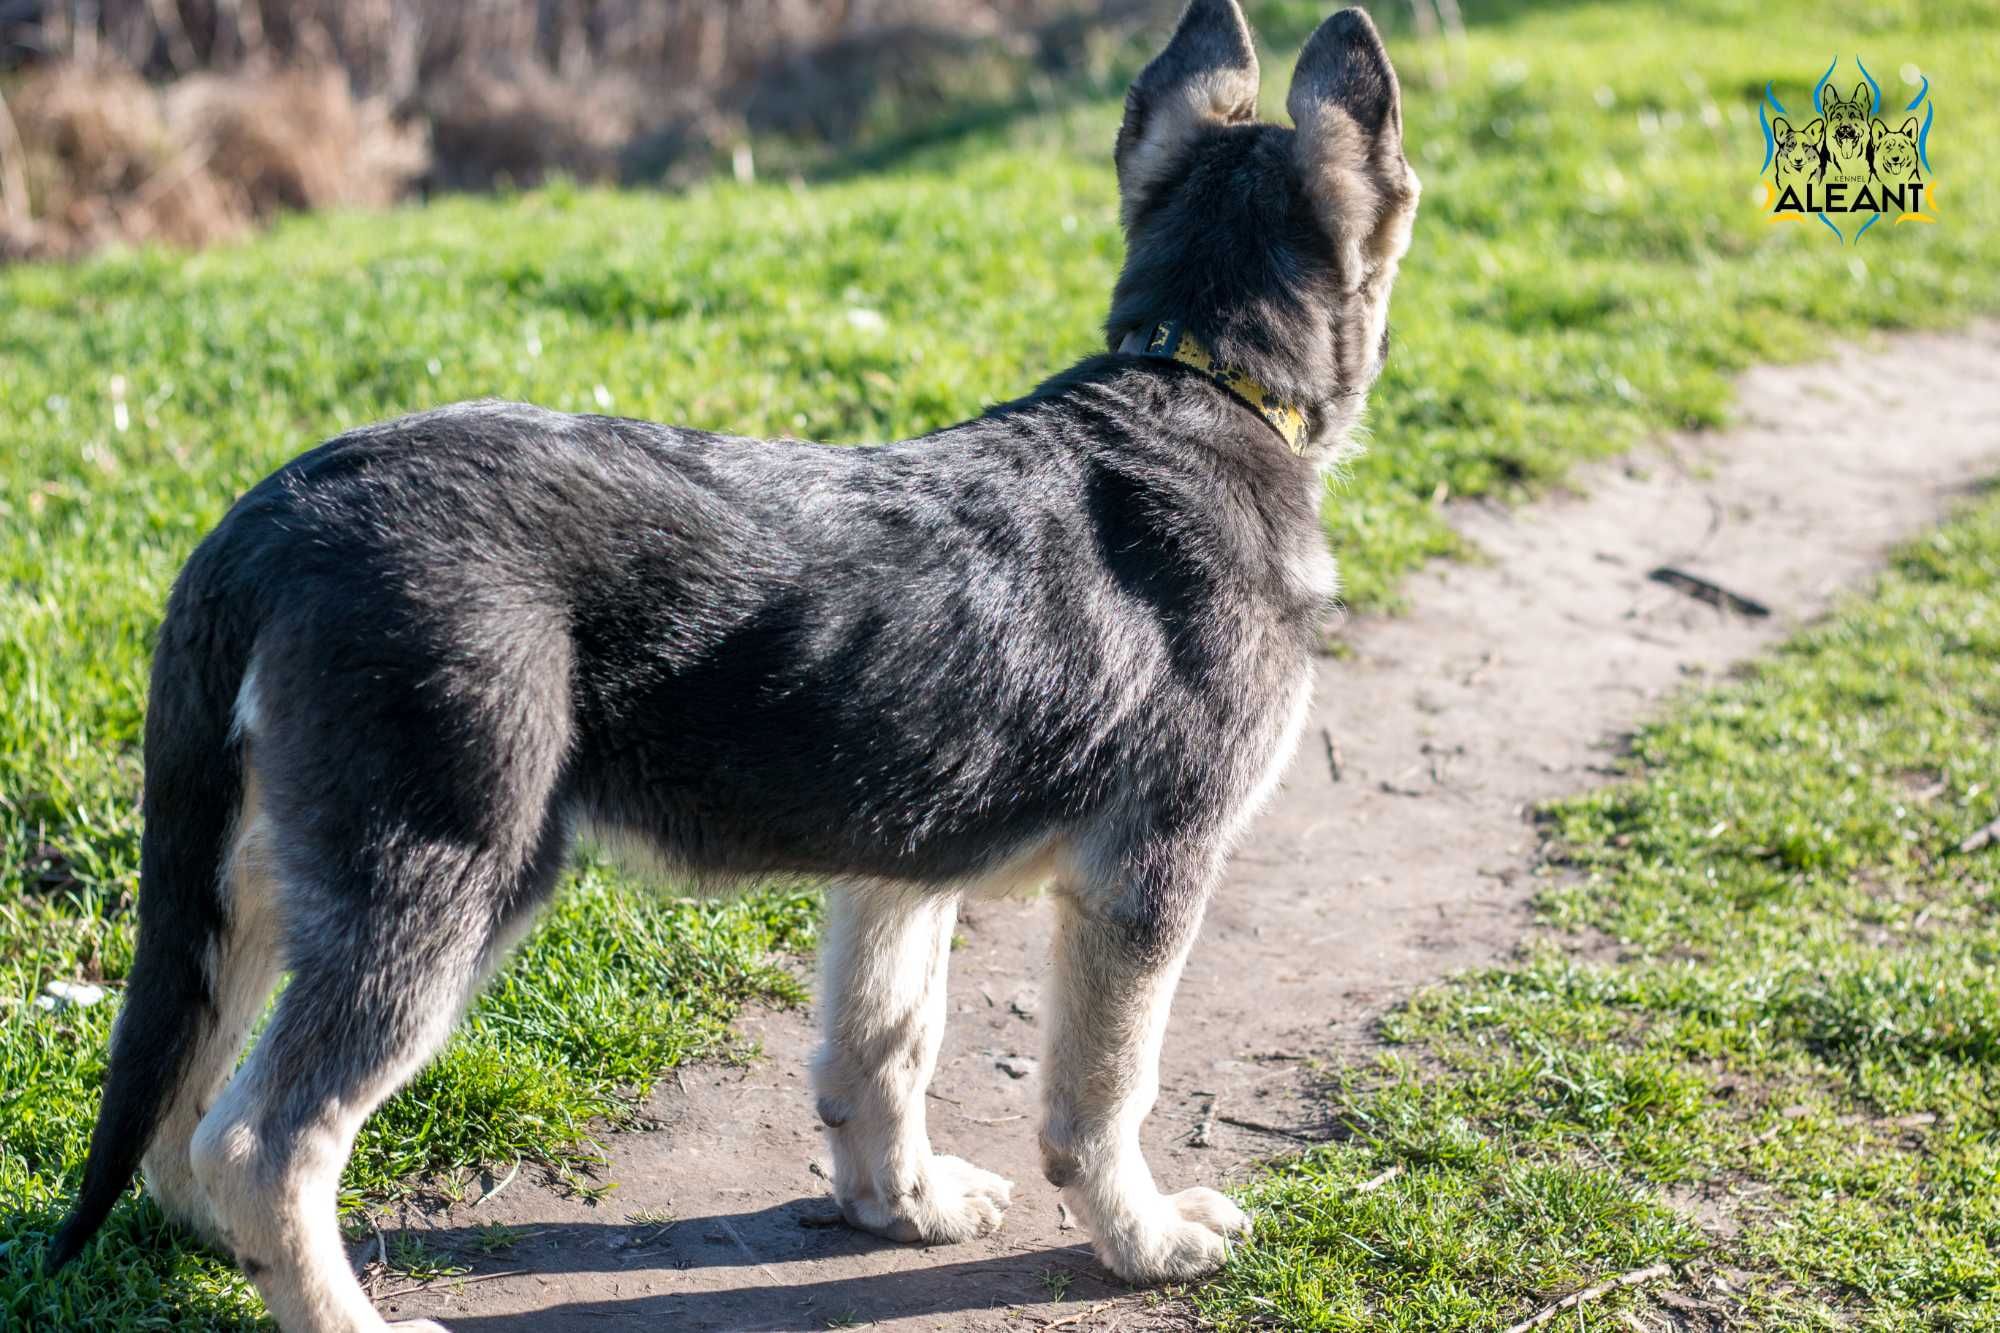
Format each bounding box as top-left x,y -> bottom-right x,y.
52,4 -> 1418,1326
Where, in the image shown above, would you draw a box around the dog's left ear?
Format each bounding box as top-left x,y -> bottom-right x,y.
1851,82 -> 1871,111
1115,0 -> 1260,222
1288,8 -> 1418,279
1803,118 -> 1824,145
1900,117 -> 1919,138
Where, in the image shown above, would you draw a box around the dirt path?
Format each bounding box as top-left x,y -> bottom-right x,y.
382,325 -> 2000,1332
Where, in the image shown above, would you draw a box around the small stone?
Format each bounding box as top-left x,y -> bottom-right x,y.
995,1054 -> 1039,1080
35,980 -> 106,1013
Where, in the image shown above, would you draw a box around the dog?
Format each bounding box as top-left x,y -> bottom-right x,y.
1871,116 -> 1922,194
1771,115 -> 1825,187
1821,81 -> 1873,185
48,4 -> 1418,1328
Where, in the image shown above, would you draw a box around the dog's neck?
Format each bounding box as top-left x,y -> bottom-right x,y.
1114,320 -> 1309,454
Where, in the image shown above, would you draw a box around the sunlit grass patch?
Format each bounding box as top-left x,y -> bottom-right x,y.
1202,495 -> 2000,1329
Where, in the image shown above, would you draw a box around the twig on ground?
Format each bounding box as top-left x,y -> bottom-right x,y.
1321,726 -> 1343,782
1190,1095 -> 1217,1148
1043,1300 -> 1112,1328
472,1160 -> 522,1209
1958,816 -> 2000,854
715,1214 -> 786,1286
1499,1263 -> 1672,1333
1217,1114 -> 1325,1143
1356,1165 -> 1402,1193
1646,566 -> 1771,618
376,1268 -> 529,1302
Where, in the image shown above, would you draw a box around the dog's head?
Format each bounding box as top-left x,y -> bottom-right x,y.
1772,116 -> 1823,176
1822,82 -> 1870,158
1105,1 -> 1419,453
1872,117 -> 1919,179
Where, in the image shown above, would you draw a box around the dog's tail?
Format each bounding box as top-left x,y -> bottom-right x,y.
48,535 -> 259,1270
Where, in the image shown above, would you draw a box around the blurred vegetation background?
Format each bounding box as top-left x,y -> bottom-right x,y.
0,0 -> 1179,259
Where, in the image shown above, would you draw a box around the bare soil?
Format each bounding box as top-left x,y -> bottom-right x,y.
378,325 -> 2000,1332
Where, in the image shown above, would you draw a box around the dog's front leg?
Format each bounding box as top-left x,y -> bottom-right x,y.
813,882 -> 1012,1243
1039,872 -> 1248,1285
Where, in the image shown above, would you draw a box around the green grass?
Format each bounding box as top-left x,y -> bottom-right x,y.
1198,494 -> 2000,1328
3,0 -> 1999,1324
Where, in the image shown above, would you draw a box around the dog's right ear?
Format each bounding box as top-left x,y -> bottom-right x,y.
1115,0 -> 1260,222
1802,118 -> 1825,145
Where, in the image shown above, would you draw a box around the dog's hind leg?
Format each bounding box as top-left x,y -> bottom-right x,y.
812,882 -> 1012,1243
139,764 -> 286,1249
188,812 -> 567,1333
1038,849 -> 1248,1285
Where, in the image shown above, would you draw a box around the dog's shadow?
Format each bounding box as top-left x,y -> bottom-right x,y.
378,1201 -> 1127,1331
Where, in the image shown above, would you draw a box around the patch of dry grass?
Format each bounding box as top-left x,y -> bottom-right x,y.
1,60 -> 425,261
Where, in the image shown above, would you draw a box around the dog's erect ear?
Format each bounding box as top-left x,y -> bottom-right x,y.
1852,82 -> 1871,112
1802,118 -> 1824,145
1773,116 -> 1794,144
1115,0 -> 1260,220
1899,117 -> 1918,138
1287,8 -> 1415,276
1289,7 -> 1402,142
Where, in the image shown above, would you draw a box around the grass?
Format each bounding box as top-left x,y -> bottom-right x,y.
1,0 -> 1998,1325
1197,493 -> 2000,1328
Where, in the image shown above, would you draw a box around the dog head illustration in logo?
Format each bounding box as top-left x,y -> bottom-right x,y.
1771,117 -> 1824,184
1872,117 -> 1922,186
1821,82 -> 1872,181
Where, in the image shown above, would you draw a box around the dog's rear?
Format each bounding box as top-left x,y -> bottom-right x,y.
48,527 -> 262,1268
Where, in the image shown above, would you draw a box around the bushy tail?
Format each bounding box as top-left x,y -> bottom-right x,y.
48,568 -> 253,1270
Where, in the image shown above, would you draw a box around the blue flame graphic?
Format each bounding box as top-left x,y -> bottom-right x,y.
1857,58 -> 1881,115
1812,55 -> 1838,112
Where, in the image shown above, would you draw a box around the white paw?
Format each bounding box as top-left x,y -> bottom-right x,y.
839,1154 -> 1014,1244
1094,1187 -> 1250,1286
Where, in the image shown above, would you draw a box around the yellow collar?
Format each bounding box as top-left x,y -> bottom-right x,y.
1117,320 -> 1308,454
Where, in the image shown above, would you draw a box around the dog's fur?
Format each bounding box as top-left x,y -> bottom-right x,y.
1822,81 -> 1872,185
49,4 -> 1418,1327
1871,116 -> 1921,190
1772,115 -> 1825,187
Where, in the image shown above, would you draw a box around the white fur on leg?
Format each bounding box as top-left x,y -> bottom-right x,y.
1040,892 -> 1249,1286
813,882 -> 1013,1244
142,767 -> 284,1248
190,1065 -> 392,1332
190,1001 -> 468,1331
